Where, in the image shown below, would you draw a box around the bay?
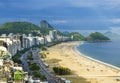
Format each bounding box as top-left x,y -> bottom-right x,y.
78,40 -> 120,68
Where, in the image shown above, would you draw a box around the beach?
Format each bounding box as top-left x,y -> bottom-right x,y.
43,41 -> 120,83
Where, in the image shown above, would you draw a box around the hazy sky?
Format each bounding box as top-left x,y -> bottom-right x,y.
1,0 -> 120,32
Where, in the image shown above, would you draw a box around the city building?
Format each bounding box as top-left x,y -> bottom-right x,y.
49,30 -> 57,42
37,37 -> 47,45
46,35 -> 52,42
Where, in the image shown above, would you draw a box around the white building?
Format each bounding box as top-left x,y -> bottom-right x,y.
49,30 -> 57,41
28,76 -> 40,83
23,38 -> 30,48
0,46 -> 8,52
1,34 -> 7,37
11,67 -> 23,71
26,37 -> 34,47
0,59 -> 3,66
0,37 -> 22,56
46,35 -> 52,42
0,46 -> 12,59
37,37 -> 46,45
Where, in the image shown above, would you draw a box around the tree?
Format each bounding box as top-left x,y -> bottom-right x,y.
29,63 -> 40,71
12,56 -> 22,64
40,52 -> 46,58
53,67 -> 71,75
14,70 -> 24,80
27,53 -> 33,60
33,71 -> 46,81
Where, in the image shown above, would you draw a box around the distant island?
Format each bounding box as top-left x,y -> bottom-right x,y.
86,32 -> 111,42
104,31 -> 120,40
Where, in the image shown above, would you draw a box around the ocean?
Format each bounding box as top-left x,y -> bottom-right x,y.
78,40 -> 120,68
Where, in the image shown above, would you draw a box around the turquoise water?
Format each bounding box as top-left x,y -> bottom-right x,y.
78,40 -> 120,68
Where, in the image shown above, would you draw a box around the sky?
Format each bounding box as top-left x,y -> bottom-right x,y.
1,0 -> 120,33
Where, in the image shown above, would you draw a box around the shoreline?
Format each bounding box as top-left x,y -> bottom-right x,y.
74,41 -> 120,73
44,41 -> 120,83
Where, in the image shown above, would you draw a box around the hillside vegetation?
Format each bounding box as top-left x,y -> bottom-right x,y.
0,22 -> 41,35
0,21 -> 86,41
66,32 -> 85,41
87,32 -> 111,42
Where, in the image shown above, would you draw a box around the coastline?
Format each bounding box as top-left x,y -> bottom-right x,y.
44,41 -> 120,83
74,41 -> 120,73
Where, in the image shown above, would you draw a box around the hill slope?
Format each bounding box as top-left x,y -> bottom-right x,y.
0,21 -> 85,41
67,32 -> 85,41
87,32 -> 111,42
0,22 -> 41,35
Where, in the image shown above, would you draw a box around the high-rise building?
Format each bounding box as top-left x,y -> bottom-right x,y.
49,30 -> 57,41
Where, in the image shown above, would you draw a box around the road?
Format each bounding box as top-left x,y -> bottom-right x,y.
21,51 -> 30,72
32,48 -> 64,83
21,48 -> 64,83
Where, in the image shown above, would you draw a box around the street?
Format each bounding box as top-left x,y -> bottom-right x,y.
21,48 -> 64,83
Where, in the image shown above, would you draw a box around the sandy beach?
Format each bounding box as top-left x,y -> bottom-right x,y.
42,41 -> 120,83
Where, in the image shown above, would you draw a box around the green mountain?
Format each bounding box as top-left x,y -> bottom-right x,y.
0,21 -> 62,36
87,32 -> 111,42
65,32 -> 85,41
0,21 -> 85,41
0,22 -> 41,35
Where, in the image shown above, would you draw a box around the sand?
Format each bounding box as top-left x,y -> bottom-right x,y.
43,41 -> 120,83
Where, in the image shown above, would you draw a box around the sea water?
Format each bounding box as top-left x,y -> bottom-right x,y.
78,40 -> 120,68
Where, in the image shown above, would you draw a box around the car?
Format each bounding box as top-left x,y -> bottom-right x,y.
43,62 -> 49,68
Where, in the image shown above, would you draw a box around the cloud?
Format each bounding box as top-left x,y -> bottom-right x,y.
68,0 -> 120,9
51,20 -> 68,24
109,18 -> 120,24
68,0 -> 97,8
5,0 -> 69,10
1,0 -> 120,31
109,27 -> 120,34
1,0 -> 120,10
1,0 -> 120,11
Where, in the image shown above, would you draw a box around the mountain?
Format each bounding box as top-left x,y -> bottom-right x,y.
87,32 -> 111,42
0,21 -> 57,36
104,31 -> 120,40
66,32 -> 85,41
39,20 -> 57,35
40,20 -> 53,28
0,22 -> 41,35
0,21 -> 85,41
40,20 -> 65,36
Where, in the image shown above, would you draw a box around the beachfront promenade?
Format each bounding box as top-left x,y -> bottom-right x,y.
32,49 -> 61,82
43,41 -> 120,83
21,48 -> 65,83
